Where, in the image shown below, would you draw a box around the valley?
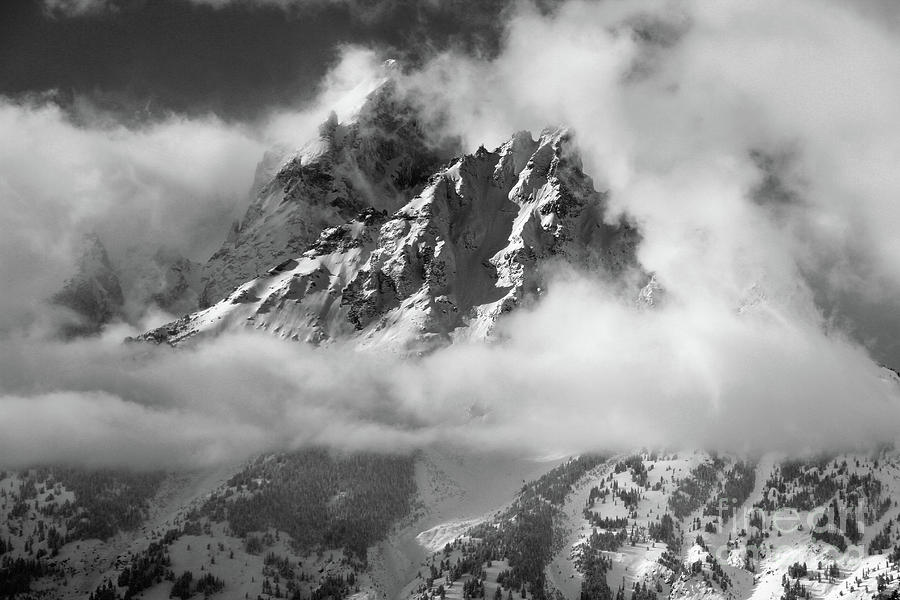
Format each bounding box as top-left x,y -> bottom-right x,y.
5,449 -> 900,600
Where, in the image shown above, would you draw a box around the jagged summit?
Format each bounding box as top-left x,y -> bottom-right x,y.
51,233 -> 125,337
199,77 -> 456,307
51,234 -> 204,336
142,127 -> 641,351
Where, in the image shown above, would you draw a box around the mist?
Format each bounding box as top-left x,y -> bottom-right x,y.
1,269 -> 897,469
0,96 -> 262,331
2,0 -> 900,468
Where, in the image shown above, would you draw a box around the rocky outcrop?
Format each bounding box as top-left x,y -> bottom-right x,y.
637,274 -> 664,308
342,127 -> 640,350
51,234 -> 125,337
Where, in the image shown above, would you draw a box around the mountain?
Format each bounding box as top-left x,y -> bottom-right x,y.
141,125 -> 640,351
50,234 -> 204,336
56,73 -> 642,351
116,246 -> 203,318
51,233 -> 126,337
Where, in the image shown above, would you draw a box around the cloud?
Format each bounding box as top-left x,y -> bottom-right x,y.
430,274 -> 900,456
0,46 -> 386,331
0,324 -> 434,468
264,47 -> 393,147
0,95 -> 265,330
0,273 -> 897,470
41,0 -> 111,16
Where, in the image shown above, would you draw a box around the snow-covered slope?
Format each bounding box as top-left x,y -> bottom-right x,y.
403,450 -> 900,600
142,209 -> 385,346
141,128 -> 640,351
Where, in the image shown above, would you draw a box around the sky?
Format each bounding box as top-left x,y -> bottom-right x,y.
2,0 -> 900,468
0,0 -> 509,120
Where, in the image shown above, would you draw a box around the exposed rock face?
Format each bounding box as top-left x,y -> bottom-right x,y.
51,235 -> 204,337
117,248 -> 203,318
52,234 -> 125,337
342,127 -> 639,350
141,128 -> 641,352
199,81 -> 453,308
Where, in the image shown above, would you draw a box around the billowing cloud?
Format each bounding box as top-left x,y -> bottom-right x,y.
0,272 -> 897,469
0,96 -> 264,330
401,0 -> 900,366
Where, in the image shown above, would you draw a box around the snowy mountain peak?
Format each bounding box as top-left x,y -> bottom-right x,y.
143,126 -> 641,352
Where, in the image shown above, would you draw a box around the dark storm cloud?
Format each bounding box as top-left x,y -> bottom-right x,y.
0,0 -> 510,121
